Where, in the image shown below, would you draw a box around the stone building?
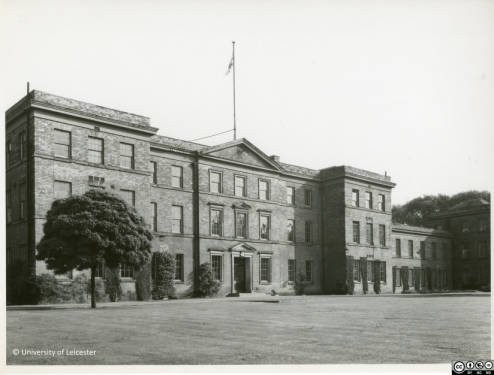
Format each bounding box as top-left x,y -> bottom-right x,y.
4,90 -> 485,300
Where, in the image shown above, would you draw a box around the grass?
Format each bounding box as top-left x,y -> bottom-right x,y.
6,294 -> 490,365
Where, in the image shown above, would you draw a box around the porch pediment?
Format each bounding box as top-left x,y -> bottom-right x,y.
230,243 -> 257,254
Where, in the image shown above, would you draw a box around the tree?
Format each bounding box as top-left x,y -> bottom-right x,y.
392,190 -> 490,226
36,190 -> 153,308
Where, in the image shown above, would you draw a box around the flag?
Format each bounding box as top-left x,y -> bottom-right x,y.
226,55 -> 234,75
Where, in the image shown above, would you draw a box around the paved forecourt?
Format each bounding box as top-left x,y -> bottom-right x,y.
6,294 -> 490,365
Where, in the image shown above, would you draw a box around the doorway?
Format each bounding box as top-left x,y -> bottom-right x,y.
233,256 -> 251,293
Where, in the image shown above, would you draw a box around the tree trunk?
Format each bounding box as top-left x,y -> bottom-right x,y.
91,265 -> 96,308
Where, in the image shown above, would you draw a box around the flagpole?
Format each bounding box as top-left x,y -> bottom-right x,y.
232,41 -> 236,141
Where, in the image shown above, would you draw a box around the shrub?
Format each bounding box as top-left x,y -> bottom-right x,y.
152,252 -> 176,299
294,272 -> 309,295
104,267 -> 122,302
7,260 -> 40,305
135,261 -> 152,301
37,274 -> 72,304
196,262 -> 220,297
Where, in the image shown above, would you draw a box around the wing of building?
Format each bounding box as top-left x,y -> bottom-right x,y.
5,90 -> 490,302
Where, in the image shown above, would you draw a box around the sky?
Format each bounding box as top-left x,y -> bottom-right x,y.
1,0 -> 493,205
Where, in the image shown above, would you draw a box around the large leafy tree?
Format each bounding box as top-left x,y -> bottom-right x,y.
37,190 -> 153,308
392,190 -> 490,226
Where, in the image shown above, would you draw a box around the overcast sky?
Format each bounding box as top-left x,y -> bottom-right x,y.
1,0 -> 493,205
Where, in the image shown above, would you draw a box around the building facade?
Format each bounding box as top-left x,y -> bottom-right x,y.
427,199 -> 490,290
5,91 -> 487,300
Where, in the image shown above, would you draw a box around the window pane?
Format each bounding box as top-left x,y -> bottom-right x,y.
172,205 -> 183,233
408,240 -> 413,258
260,258 -> 271,282
211,209 -> 222,236
120,143 -> 134,169
352,221 -> 360,243
175,254 -> 184,281
212,255 -> 222,281
210,172 -> 221,193
304,190 -> 312,206
379,225 -> 386,246
172,166 -> 183,188
151,202 -> 157,231
88,137 -> 103,164
352,189 -> 359,207
260,215 -> 270,240
305,221 -> 312,243
395,239 -> 401,257
288,259 -> 296,282
259,180 -> 268,200
366,223 -> 373,245
235,176 -> 246,197
378,194 -> 385,211
120,264 -> 134,278
150,161 -> 157,184
287,219 -> 295,242
306,261 -> 312,282
287,187 -> 294,204
365,192 -> 372,209
235,212 -> 247,238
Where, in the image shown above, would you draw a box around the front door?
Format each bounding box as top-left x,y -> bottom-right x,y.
234,257 -> 246,293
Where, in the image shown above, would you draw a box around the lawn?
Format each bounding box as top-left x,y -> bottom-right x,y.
6,294 -> 491,365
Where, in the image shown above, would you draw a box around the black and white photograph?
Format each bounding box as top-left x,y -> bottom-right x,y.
1,0 -> 493,373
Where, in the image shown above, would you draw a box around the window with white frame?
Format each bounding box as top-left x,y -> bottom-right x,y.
365,192 -> 372,209
378,224 -> 386,246
172,166 -> 183,188
211,254 -> 223,281
259,214 -> 270,240
88,137 -> 104,164
352,189 -> 359,207
171,205 -> 183,234
54,129 -> 71,158
209,171 -> 222,193
377,194 -> 385,211
287,186 -> 295,205
258,179 -> 269,200
235,211 -> 247,238
260,256 -> 272,283
175,254 -> 184,281
287,219 -> 295,242
210,208 -> 223,236
120,263 -> 134,278
288,259 -> 296,283
119,143 -> 134,169
234,175 -> 246,197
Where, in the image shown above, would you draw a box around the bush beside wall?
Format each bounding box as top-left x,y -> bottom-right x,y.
152,252 -> 176,299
